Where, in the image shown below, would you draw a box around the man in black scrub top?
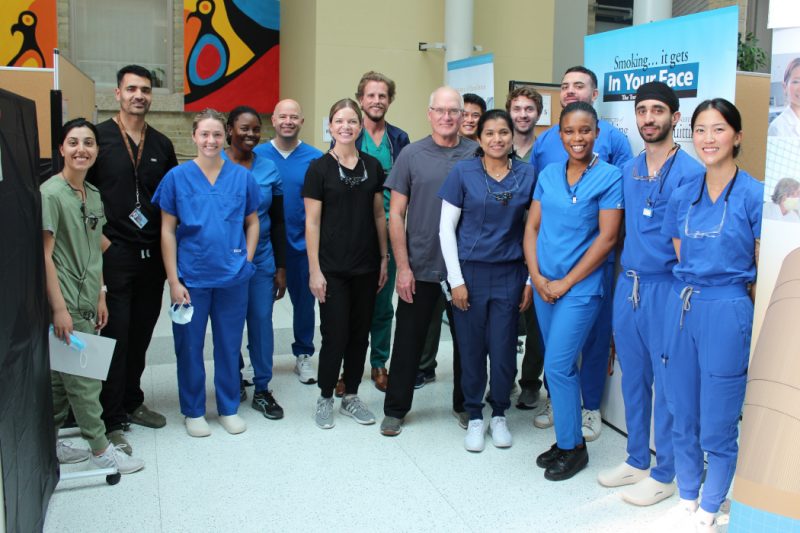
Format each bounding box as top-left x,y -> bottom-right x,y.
88,65 -> 178,452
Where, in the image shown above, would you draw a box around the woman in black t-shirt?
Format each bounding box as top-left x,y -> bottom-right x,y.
303,98 -> 388,430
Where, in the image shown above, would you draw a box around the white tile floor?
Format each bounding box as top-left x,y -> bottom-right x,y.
44,291 -> 712,533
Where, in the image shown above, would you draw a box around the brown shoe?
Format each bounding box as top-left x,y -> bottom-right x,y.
371,367 -> 388,392
334,375 -> 345,398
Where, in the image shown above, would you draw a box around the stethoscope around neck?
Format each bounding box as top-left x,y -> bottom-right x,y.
564,152 -> 598,204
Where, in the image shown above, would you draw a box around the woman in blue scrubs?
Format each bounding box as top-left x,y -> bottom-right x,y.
222,106 -> 287,420
303,98 -> 388,429
439,109 -> 535,452
154,109 -> 260,438
523,101 -> 623,481
661,99 -> 762,531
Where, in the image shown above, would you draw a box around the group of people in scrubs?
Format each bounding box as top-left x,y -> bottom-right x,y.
110,68 -> 758,531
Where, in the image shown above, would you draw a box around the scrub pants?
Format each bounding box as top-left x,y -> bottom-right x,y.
52,314 -> 109,452
286,247 -> 316,357
245,263 -> 276,393
612,272 -> 675,483
535,292 -> 601,450
369,251 -> 397,368
317,271 -> 379,398
518,307 -> 544,392
664,283 -> 752,514
579,261 -> 615,410
418,294 -> 446,372
384,281 -> 465,419
454,261 -> 526,420
173,281 -> 249,418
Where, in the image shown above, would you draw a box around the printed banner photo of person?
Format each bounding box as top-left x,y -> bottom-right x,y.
0,0 -> 56,69
183,0 -> 279,112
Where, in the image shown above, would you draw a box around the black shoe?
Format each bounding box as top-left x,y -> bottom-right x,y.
240,382 -> 248,403
544,444 -> 588,481
252,390 -> 284,420
414,369 -> 436,389
536,442 -> 561,468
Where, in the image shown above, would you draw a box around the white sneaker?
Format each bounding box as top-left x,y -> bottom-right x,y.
695,509 -> 718,532
655,498 -> 698,532
294,354 -> 317,384
582,408 -> 602,441
621,476 -> 676,506
533,398 -> 553,429
464,419 -> 486,452
219,414 -> 247,434
489,416 -> 512,448
90,444 -> 144,475
185,416 -> 211,437
56,440 -> 91,464
597,461 -> 650,487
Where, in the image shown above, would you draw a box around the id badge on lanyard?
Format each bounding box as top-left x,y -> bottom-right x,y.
117,115 -> 149,228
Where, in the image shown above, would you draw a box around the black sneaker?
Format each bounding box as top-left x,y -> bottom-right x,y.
414,369 -> 436,389
544,443 -> 588,481
252,390 -> 284,420
536,442 -> 562,468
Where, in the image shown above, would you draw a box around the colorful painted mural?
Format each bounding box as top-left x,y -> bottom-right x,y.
0,0 -> 57,68
184,0 -> 279,112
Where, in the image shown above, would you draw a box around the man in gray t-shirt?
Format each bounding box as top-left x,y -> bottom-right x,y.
380,87 -> 478,435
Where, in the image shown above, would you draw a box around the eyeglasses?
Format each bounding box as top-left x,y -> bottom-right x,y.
632,144 -> 680,181
683,167 -> 738,239
330,151 -> 368,188
429,107 -> 463,118
482,162 -> 520,206
81,204 -> 101,230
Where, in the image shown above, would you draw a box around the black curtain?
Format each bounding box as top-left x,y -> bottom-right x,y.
0,87 -> 57,532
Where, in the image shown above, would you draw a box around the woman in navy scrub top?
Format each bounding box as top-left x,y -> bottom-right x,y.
523,101 -> 624,481
661,99 -> 762,530
439,109 -> 535,452
154,109 -> 260,438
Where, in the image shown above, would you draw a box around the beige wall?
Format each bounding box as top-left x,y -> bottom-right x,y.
282,0 -> 561,149
474,0 -> 557,104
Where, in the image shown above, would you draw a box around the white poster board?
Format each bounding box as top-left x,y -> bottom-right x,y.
49,330 -> 116,381
446,53 -> 495,109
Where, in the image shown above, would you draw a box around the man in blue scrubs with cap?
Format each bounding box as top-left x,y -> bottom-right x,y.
531,66 -> 633,440
597,82 -> 703,506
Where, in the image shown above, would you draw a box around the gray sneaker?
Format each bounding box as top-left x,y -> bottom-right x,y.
339,395 -> 376,425
90,444 -> 144,475
380,416 -> 403,436
516,387 -> 540,410
56,440 -> 91,464
314,396 -> 335,429
106,429 -> 132,455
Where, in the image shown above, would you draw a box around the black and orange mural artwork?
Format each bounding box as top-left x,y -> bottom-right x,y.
1,0 -> 56,68
184,0 -> 279,113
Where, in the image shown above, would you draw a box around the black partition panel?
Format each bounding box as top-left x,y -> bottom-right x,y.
0,87 -> 57,532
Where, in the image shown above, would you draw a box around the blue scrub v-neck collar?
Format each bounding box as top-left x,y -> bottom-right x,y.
191,159 -> 227,188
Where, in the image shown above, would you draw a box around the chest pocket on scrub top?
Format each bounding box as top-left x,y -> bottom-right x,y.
562,197 -> 598,231
223,193 -> 245,223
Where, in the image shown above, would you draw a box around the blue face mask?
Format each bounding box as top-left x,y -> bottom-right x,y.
168,301 -> 194,325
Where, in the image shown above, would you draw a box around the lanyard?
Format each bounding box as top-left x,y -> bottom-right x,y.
116,113 -> 147,209
564,153 -> 598,203
641,144 -> 680,207
692,166 -> 738,206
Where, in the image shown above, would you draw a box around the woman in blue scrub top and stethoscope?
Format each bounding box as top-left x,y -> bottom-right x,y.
154,109 -> 261,438
523,101 -> 624,481
439,109 -> 536,453
661,98 -> 762,531
222,106 -> 287,421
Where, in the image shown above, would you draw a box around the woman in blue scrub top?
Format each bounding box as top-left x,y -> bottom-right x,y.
154,109 -> 260,438
222,106 -> 287,420
303,98 -> 389,430
439,109 -> 535,452
523,101 -> 624,481
661,98 -> 762,530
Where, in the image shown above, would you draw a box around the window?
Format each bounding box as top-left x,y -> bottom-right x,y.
70,0 -> 172,89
